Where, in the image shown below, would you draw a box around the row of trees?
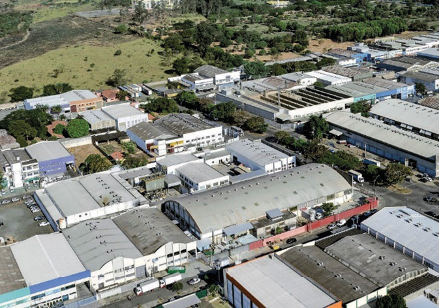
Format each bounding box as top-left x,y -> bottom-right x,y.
0,11 -> 32,38
8,83 -> 73,103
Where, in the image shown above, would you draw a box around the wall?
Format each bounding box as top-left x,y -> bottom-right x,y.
61,136 -> 92,148
286,97 -> 353,119
39,155 -> 75,176
345,287 -> 387,308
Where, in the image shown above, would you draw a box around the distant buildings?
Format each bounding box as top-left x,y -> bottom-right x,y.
24,90 -> 103,113
418,47 -> 439,60
305,70 -> 352,86
400,67 -> 439,93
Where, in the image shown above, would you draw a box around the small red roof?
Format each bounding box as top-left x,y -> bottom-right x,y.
111,151 -> 123,161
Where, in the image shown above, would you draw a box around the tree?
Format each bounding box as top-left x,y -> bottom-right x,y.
313,81 -> 324,88
350,100 -> 371,117
172,57 -> 191,75
51,105 -> 62,114
42,83 -> 72,96
133,1 -> 149,23
244,116 -> 268,134
141,98 -> 179,114
122,155 -> 148,169
176,91 -> 198,109
365,164 -> 382,181
211,102 -> 236,122
172,282 -> 183,292
244,61 -> 269,79
81,154 -> 112,174
8,120 -> 37,140
121,141 -> 137,154
107,69 -> 128,87
376,294 -> 407,308
415,83 -> 426,95
53,124 -> 65,135
194,22 -> 217,56
303,140 -> 327,160
302,115 -> 329,140
16,135 -> 27,147
232,110 -> 251,127
384,163 -> 412,185
65,119 -> 89,138
116,90 -> 129,101
114,49 -> 122,56
275,131 -> 290,144
115,24 -> 128,34
9,86 -> 33,102
321,202 -> 337,217
271,63 -> 287,76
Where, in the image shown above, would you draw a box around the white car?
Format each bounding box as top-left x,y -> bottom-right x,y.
315,212 -> 324,220
336,219 -> 346,227
188,278 -> 201,285
39,222 -> 50,227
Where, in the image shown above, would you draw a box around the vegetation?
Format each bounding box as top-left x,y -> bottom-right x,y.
318,151 -> 362,171
172,282 -> 183,292
302,115 -> 329,140
42,83 -> 73,96
116,90 -> 129,101
384,163 -> 412,185
0,108 -> 52,142
81,154 -> 112,174
121,141 -> 137,155
122,155 -> 148,169
0,11 -> 32,38
65,119 -> 89,138
9,86 -> 34,102
141,98 -> 180,114
53,124 -> 66,135
244,116 -> 268,134
321,202 -> 337,216
376,294 -> 407,308
415,83 -> 427,95
350,100 -> 371,117
107,69 -> 128,87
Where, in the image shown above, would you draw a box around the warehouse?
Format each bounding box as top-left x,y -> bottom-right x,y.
0,234 -> 90,308
418,48 -> 439,60
194,65 -> 240,86
25,141 -> 75,177
224,254 -> 342,308
241,76 -> 298,94
361,207 -> 439,272
323,66 -> 373,81
24,90 -> 103,113
305,70 -> 352,86
226,139 -> 295,173
102,103 -> 149,131
176,162 -> 229,193
163,163 -> 353,242
79,109 -> 116,131
34,172 -> 147,228
127,114 -> 223,157
361,78 -> 415,100
325,111 -> 439,176
399,70 -> 439,92
326,81 -> 388,104
369,99 -> 439,140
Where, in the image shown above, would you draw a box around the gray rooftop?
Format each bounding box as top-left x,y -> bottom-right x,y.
0,246 -> 25,295
226,255 -> 338,308
242,77 -> 297,93
25,141 -> 72,162
362,78 -> 411,90
226,139 -> 290,167
80,109 -> 114,125
176,162 -> 227,183
117,166 -> 152,180
325,111 -> 439,160
323,66 -> 373,78
157,153 -> 200,167
327,81 -> 388,97
25,90 -> 99,108
194,65 -> 228,78
401,70 -> 439,82
325,233 -> 426,287
418,96 -> 439,110
63,219 -> 143,271
11,234 -> 86,286
281,72 -> 315,82
127,121 -> 176,140
361,207 -> 439,266
370,99 -> 439,135
102,103 -> 144,119
280,245 -> 379,303
155,114 -> 214,136
0,148 -> 34,168
418,48 -> 439,58
171,163 -> 351,234
113,208 -> 191,256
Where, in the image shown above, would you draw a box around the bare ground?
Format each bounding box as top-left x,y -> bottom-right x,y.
68,143 -> 107,167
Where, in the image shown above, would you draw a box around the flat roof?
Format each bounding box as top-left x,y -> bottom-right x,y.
194,65 -> 228,78
157,153 -> 200,167
370,99 -> 439,135
127,121 -> 176,141
418,96 -> 439,110
226,255 -> 338,308
0,148 -> 33,167
25,90 -> 99,107
306,70 -> 351,83
226,139 -> 290,167
362,77 -> 411,90
280,245 -> 379,303
117,166 -> 152,180
113,208 -> 191,256
402,70 -> 439,82
361,207 -> 439,266
326,233 -> 426,286
11,234 -> 86,286
80,109 -> 114,125
325,111 -> 439,160
176,162 -> 226,183
327,81 -> 387,97
323,66 -> 372,78
63,219 -> 143,271
154,114 -> 214,135
171,163 -> 351,234
25,141 -> 72,162
102,103 -> 144,119
0,246 -> 25,295
418,48 -> 439,58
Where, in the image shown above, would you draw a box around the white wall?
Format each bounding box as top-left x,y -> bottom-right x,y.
183,126 -> 224,147
215,71 -> 240,85
116,113 -> 149,131
287,97 -> 352,119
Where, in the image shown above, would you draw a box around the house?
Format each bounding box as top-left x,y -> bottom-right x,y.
99,89 -> 120,102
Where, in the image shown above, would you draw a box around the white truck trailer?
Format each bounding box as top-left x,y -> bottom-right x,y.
135,278 -> 160,295
159,273 -> 183,288
348,170 -> 364,183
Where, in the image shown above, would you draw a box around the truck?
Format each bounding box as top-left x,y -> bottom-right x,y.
135,278 -> 160,295
348,170 -> 364,183
363,158 -> 381,167
159,273 -> 182,288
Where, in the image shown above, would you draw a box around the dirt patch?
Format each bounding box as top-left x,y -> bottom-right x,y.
388,184 -> 411,195
68,143 -> 106,167
0,15 -> 135,69
307,38 -> 354,53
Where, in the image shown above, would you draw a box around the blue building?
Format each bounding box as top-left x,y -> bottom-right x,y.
25,141 -> 75,177
362,78 -> 415,100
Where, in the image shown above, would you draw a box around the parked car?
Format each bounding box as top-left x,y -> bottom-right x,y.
363,211 -> 374,217
39,221 -> 50,227
11,197 -> 20,202
34,216 -> 45,221
1,190 -> 5,195
424,196 -> 437,203
1,200 -> 11,205
0,222 -> 3,227
327,224 -> 337,230
31,208 -> 40,213
286,238 -> 297,244
336,219 -> 346,227
370,209 -> 378,214
188,278 -> 201,285
425,211 -> 438,218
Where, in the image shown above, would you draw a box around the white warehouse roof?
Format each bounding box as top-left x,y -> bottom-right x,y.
10,234 -> 86,286
361,207 -> 439,266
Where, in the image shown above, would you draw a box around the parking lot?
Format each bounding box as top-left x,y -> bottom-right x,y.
0,195 -> 52,242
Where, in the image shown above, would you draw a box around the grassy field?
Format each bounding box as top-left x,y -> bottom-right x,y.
0,38 -> 172,96
23,2 -> 96,23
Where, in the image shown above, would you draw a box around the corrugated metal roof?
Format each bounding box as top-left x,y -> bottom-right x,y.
361,207 -> 439,266
223,222 -> 254,236
25,141 -> 72,163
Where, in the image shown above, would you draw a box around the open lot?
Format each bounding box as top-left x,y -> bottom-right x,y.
67,143 -> 108,167
0,196 -> 52,242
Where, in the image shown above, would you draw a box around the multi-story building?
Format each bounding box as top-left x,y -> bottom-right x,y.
0,149 -> 39,188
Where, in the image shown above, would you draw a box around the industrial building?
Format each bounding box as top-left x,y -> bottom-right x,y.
399,68 -> 439,93
418,96 -> 439,110
226,139 -> 295,173
369,99 -> 439,140
34,172 -> 147,229
361,78 -> 415,100
101,103 -> 149,131
0,234 -> 90,308
305,70 -> 352,86
325,111 -> 439,176
0,148 -> 39,188
24,90 -> 103,113
127,114 -> 223,157
324,48 -> 368,64
323,66 -> 373,81
194,65 -> 240,87
361,207 -> 439,272
281,72 -> 317,86
79,109 -> 116,131
163,163 -> 353,242
376,57 -> 434,72
418,47 -> 439,60
224,254 -> 342,308
327,81 -> 388,104
281,231 -> 428,308
25,141 -> 75,177
241,76 -> 298,94
216,86 -> 353,122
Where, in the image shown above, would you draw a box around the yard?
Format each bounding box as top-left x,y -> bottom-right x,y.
67,143 -> 109,167
98,140 -> 151,161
